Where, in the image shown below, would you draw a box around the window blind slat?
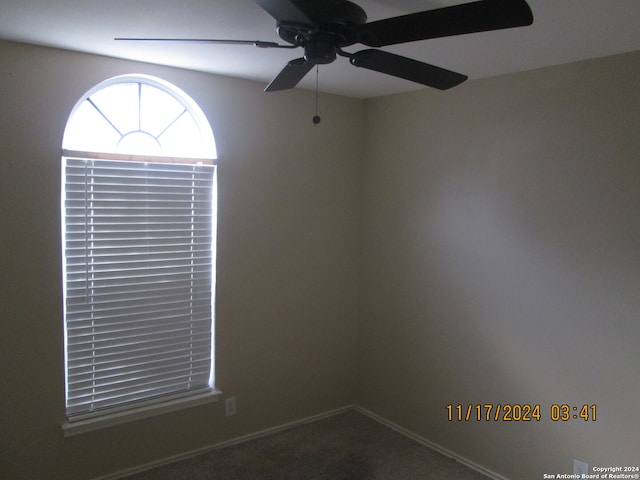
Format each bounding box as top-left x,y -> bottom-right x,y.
67,367 -> 212,402
66,379 -> 212,415
67,334 -> 211,359
68,359 -> 212,389
65,286 -> 211,306
68,339 -> 211,366
66,375 -> 212,413
63,156 -> 215,419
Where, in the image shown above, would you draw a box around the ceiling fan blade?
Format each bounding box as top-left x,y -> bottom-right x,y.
357,0 -> 533,47
114,38 -> 294,48
254,0 -> 312,24
265,57 -> 316,92
350,49 -> 467,90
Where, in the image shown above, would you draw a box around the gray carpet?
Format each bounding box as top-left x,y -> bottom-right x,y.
125,410 -> 491,479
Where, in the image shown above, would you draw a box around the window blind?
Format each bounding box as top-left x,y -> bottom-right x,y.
63,156 -> 215,419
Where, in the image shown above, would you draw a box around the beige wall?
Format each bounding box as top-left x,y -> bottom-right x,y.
2,38 -> 640,480
358,50 -> 640,479
0,40 -> 362,480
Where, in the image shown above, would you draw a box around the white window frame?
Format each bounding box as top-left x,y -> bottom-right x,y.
61,75 -> 221,436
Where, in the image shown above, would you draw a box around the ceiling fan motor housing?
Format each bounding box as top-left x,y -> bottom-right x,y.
304,38 -> 336,64
276,0 -> 367,63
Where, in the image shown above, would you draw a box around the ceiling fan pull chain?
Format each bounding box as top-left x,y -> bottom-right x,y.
313,64 -> 321,125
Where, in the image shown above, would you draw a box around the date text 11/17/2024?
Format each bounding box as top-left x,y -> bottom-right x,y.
446,404 -> 597,422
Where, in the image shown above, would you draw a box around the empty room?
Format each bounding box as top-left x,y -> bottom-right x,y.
1,1 -> 639,479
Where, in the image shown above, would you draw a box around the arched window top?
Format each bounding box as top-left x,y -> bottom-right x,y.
63,74 -> 216,160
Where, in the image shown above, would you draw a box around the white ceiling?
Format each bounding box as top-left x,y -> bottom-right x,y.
1,0 -> 640,98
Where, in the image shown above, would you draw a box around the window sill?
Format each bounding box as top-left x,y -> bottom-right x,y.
61,389 -> 222,437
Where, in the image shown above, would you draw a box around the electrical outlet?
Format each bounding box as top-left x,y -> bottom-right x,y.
574,459 -> 589,476
225,396 -> 237,416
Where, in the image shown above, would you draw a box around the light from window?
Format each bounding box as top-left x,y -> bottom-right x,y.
63,75 -> 216,159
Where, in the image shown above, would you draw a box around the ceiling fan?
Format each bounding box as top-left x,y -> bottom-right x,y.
116,0 -> 533,92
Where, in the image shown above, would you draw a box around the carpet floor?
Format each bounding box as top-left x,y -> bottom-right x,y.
124,410 -> 491,480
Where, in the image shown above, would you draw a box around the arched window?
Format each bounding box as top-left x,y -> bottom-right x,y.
61,75 -> 219,434
63,74 -> 216,159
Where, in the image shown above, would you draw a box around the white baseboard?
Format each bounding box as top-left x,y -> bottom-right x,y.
93,404 -> 510,480
354,406 -> 511,480
91,405 -> 354,480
